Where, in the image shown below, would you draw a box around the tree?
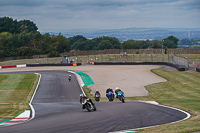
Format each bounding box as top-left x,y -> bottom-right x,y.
103,36 -> 121,49
18,31 -> 30,47
48,33 -> 69,56
148,40 -> 162,49
19,20 -> 38,33
56,33 -> 70,53
0,17 -> 20,34
41,33 -> 51,54
0,17 -> 72,58
122,40 -> 139,49
0,32 -> 17,57
0,17 -> 38,34
163,35 -> 179,48
83,39 -> 93,50
97,40 -> 113,50
17,46 -> 34,56
28,31 -> 42,54
69,35 -> 87,50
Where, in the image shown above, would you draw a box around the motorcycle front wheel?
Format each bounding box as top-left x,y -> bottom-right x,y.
121,96 -> 125,103
95,97 -> 100,102
86,103 -> 95,112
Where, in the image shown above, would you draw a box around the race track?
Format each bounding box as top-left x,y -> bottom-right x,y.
0,70 -> 188,133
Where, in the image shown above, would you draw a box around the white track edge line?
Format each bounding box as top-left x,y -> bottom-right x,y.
68,71 -> 86,96
28,73 -> 41,120
110,101 -> 191,133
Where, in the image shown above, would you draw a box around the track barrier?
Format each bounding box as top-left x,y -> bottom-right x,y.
0,63 -> 81,69
0,64 -> 26,69
93,62 -> 186,71
195,67 -> 200,72
26,63 -> 81,67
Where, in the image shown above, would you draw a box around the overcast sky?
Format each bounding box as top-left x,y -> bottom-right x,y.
0,0 -> 200,31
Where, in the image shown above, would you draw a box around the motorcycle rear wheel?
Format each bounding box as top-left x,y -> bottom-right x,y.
93,104 -> 97,111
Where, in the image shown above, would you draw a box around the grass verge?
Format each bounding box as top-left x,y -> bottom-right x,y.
135,69 -> 200,133
0,73 -> 39,121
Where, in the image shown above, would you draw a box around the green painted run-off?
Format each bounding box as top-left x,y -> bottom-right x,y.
0,120 -> 10,124
75,72 -> 94,86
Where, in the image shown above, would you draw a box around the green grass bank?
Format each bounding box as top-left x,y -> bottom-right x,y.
0,73 -> 39,121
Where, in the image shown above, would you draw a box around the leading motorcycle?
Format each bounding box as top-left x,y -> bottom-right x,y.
117,91 -> 125,103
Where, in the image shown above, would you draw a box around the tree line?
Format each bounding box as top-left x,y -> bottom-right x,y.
0,17 -> 179,58
178,38 -> 200,49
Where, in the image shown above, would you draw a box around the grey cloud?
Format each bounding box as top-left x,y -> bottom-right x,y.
0,0 -> 199,30
0,0 -> 186,8
0,0 -> 45,7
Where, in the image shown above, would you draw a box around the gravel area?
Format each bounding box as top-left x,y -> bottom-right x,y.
0,65 -> 167,97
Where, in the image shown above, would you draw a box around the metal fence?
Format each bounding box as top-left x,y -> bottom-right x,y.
173,55 -> 189,69
0,57 -> 62,66
84,54 -> 174,64
189,61 -> 200,68
0,54 -> 192,69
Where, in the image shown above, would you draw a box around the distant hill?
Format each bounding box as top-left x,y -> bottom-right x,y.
40,27 -> 200,41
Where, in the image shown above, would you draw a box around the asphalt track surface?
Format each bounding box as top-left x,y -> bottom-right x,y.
0,70 -> 188,133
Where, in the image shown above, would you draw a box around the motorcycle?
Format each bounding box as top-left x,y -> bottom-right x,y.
107,91 -> 114,101
68,76 -> 71,81
117,91 -> 125,103
94,93 -> 100,102
82,98 -> 96,112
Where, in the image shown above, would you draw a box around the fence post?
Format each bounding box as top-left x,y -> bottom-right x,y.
146,54 -> 147,62
185,57 -> 189,69
168,54 -> 169,62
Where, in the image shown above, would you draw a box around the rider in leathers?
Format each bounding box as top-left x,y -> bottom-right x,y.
80,94 -> 94,109
94,90 -> 100,98
106,88 -> 114,98
115,87 -> 123,98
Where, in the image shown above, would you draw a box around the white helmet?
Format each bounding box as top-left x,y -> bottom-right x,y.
115,87 -> 119,90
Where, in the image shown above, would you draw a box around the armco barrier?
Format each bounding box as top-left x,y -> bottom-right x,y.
26,63 -> 81,67
175,64 -> 185,71
16,64 -> 26,68
0,63 -> 81,69
0,64 -> 26,69
1,65 -> 17,69
94,62 -> 185,71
